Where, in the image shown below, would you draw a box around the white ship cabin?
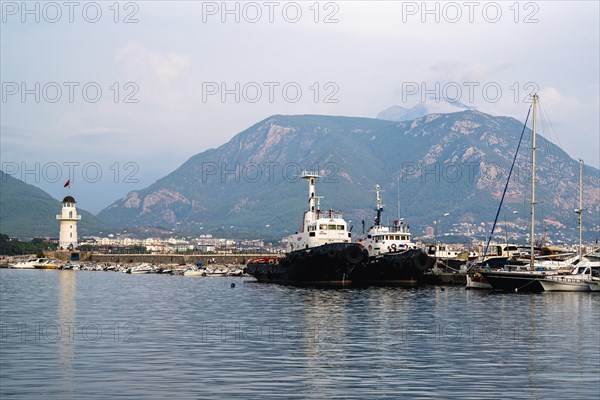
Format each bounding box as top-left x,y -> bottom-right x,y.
426,245 -> 479,260
481,244 -> 521,259
285,171 -> 352,253
365,220 -> 415,257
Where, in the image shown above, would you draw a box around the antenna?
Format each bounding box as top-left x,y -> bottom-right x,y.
397,176 -> 401,220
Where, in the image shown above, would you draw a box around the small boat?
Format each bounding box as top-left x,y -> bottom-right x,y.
60,262 -> 79,270
205,269 -> 228,277
34,259 -> 61,269
466,271 -> 493,290
184,269 -> 206,276
129,264 -> 154,274
9,258 -> 44,269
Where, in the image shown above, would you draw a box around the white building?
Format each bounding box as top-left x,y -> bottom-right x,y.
56,195 -> 81,250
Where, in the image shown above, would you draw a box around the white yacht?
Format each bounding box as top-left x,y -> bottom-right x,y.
539,262 -> 599,292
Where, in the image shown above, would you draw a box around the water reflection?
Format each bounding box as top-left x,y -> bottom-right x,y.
58,271 -> 76,397
1,270 -> 598,399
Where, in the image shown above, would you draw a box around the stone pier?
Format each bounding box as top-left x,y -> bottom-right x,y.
49,251 -> 273,265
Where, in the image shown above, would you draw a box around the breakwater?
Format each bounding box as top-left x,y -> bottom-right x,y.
49,251 -> 272,265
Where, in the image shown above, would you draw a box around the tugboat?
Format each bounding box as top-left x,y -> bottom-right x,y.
246,171 -> 366,286
351,185 -> 436,286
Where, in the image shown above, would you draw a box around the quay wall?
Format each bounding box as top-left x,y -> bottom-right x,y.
49,251 -> 272,265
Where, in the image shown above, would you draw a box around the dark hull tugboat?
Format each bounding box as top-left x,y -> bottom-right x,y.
352,184 -> 436,286
246,171 -> 366,286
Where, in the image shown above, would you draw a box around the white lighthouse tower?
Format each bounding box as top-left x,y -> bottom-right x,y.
56,196 -> 81,250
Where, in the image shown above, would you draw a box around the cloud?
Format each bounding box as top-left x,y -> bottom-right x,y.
115,41 -> 192,86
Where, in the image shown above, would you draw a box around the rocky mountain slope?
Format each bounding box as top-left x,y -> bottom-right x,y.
97,110 -> 599,241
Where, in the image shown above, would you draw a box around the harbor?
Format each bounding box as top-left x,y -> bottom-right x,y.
3,2 -> 599,397
1,268 -> 599,399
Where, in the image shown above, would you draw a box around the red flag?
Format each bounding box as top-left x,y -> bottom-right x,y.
64,179 -> 70,188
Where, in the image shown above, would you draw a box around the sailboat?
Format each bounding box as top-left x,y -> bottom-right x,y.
481,94 -> 573,292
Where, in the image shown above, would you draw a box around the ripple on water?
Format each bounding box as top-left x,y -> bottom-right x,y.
1,269 -> 599,399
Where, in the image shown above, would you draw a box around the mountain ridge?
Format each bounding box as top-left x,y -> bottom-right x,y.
96,110 -> 600,242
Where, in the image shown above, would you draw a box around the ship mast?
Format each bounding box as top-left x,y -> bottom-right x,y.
578,159 -> 583,260
530,94 -> 538,269
303,171 -> 319,211
374,184 -> 383,227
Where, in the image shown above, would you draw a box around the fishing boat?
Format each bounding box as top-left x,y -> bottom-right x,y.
350,184 -> 435,286
246,171 -> 366,286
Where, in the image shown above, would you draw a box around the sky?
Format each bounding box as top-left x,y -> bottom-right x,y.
1,0 -> 599,213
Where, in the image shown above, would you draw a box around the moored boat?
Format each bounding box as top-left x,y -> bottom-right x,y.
34,259 -> 61,269
351,184 -> 435,286
540,263 -> 598,292
466,271 -> 493,290
9,258 -> 44,269
246,171 -> 366,286
184,269 -> 206,277
586,277 -> 600,292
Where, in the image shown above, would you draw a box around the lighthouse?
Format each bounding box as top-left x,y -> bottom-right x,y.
56,196 -> 81,250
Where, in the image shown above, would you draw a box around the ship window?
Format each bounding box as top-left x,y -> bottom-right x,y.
319,224 -> 327,230
309,232 -> 315,237
328,224 -> 336,230
337,225 -> 344,230
367,235 -> 372,239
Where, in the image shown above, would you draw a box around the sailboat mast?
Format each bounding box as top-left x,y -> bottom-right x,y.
579,159 -> 583,260
530,94 -> 538,269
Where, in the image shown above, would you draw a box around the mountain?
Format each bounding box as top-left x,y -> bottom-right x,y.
0,171 -> 110,239
97,110 -> 600,242
377,98 -> 477,121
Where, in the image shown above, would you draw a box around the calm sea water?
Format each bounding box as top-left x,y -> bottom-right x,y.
1,269 -> 598,399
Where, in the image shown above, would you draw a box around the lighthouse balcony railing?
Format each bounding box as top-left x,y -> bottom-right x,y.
56,215 -> 82,220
